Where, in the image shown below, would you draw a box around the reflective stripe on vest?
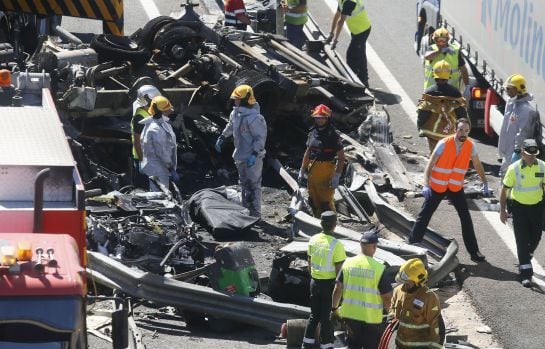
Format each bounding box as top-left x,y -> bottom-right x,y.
131,107 -> 151,160
429,136 -> 473,193
338,0 -> 370,35
285,0 -> 308,25
399,321 -> 431,329
395,337 -> 443,349
514,161 -> 545,192
339,255 -> 385,323
224,6 -> 246,26
423,43 -> 462,90
309,235 -> 338,278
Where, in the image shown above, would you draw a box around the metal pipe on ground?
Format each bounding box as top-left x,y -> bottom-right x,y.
87,251 -> 310,333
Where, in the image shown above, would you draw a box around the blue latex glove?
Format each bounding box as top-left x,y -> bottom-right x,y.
441,46 -> 455,55
331,173 -> 341,189
463,85 -> 472,101
422,185 -> 432,199
482,182 -> 490,197
297,169 -> 306,186
215,136 -> 225,153
511,150 -> 521,163
170,169 -> 180,182
246,154 -> 257,167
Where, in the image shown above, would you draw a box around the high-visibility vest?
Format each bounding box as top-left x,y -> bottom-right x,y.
131,107 -> 151,160
308,233 -> 342,279
429,136 -> 473,193
338,0 -> 371,35
339,255 -> 385,323
509,159 -> 545,205
424,43 -> 462,90
285,0 -> 308,26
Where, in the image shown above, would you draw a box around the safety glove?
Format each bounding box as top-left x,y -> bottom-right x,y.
482,182 -> 490,197
170,169 -> 181,182
297,169 -> 307,186
511,149 -> 521,163
422,185 -> 432,199
463,85 -> 472,101
215,136 -> 225,153
246,154 -> 257,167
331,173 -> 341,189
441,46 -> 455,55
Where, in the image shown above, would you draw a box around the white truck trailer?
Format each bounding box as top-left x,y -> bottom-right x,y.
415,0 -> 545,146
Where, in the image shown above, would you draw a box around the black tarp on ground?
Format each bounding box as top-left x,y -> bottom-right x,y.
188,186 -> 259,239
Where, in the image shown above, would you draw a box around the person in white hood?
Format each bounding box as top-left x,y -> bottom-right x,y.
498,74 -> 540,178
131,84 -> 161,189
140,96 -> 178,191
215,85 -> 267,218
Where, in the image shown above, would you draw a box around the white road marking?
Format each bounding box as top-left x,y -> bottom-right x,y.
138,0 -> 161,20
323,0 -> 544,289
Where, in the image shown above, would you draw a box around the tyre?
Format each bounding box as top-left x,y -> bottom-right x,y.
91,34 -> 151,66
137,16 -> 176,50
152,24 -> 201,62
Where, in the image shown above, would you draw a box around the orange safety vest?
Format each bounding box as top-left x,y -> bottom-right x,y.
429,136 -> 473,193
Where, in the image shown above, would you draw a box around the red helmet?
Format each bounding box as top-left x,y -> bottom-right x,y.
311,104 -> 332,117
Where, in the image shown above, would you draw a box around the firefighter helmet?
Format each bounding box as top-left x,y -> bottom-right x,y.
311,104 -> 332,117
505,74 -> 527,95
148,95 -> 173,114
231,84 -> 256,105
432,60 -> 451,80
395,258 -> 428,286
432,27 -> 450,42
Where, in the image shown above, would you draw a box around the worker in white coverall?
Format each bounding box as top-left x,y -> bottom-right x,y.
498,74 -> 540,179
140,96 -> 179,192
215,85 -> 267,218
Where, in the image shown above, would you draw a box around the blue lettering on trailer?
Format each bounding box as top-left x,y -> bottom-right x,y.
481,0 -> 545,81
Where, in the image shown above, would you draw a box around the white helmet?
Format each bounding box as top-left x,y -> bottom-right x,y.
133,85 -> 161,115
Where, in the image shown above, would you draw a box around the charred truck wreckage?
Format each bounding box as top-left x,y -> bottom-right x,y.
0,3 -> 463,348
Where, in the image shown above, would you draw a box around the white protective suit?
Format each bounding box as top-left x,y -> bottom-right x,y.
140,116 -> 177,191
221,103 -> 267,217
498,93 -> 539,177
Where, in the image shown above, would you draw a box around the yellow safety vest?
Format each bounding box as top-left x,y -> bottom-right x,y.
285,0 -> 308,26
505,159 -> 545,205
339,255 -> 385,324
338,0 -> 371,35
424,43 -> 461,90
308,232 -> 345,279
131,107 -> 151,160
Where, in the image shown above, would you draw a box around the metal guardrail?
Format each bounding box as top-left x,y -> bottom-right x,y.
87,251 -> 310,333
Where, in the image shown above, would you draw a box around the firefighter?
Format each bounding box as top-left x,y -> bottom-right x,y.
298,104 -> 345,217
417,60 -> 468,153
498,74 -> 540,179
423,27 -> 469,94
302,211 -> 346,349
215,85 -> 267,218
140,96 -> 178,192
390,258 -> 442,349
409,118 -> 489,263
282,0 -> 308,49
224,0 -> 252,30
326,0 -> 371,87
331,230 -> 393,349
499,139 -> 545,288
131,84 -> 162,189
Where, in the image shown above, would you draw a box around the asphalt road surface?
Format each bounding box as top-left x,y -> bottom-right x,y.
62,0 -> 545,348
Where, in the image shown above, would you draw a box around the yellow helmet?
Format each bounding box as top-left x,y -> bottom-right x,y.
395,258 -> 428,286
432,27 -> 450,41
231,84 -> 256,105
505,74 -> 527,95
432,60 -> 451,80
148,95 -> 173,114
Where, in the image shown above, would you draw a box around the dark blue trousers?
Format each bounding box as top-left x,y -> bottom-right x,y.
347,27 -> 371,86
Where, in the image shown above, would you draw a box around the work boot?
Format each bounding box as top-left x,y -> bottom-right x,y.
521,278 -> 532,288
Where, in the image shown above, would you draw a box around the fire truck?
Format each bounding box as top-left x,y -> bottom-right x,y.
0,70 -> 87,347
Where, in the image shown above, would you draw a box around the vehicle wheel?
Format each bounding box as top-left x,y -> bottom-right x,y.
152,24 -> 201,62
137,16 -> 176,50
207,315 -> 239,333
181,310 -> 207,328
91,34 -> 151,66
